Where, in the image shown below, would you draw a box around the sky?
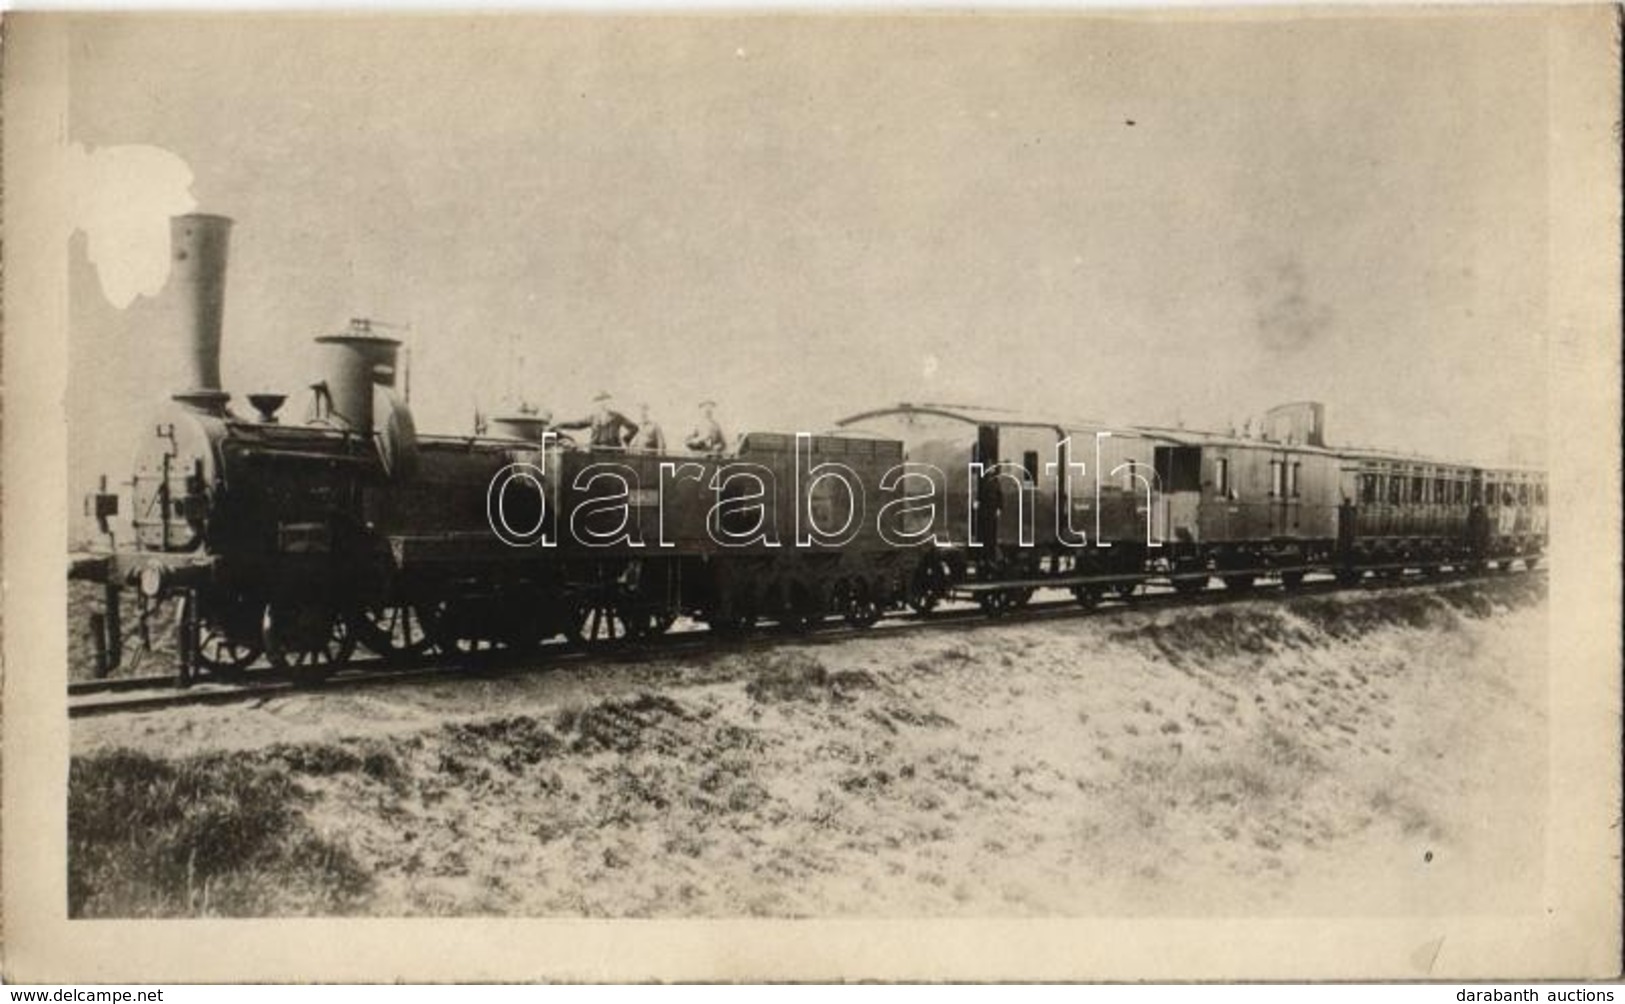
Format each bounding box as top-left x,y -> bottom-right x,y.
63,11 -> 1554,508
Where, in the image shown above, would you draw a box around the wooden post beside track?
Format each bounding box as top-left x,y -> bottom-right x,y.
176,590 -> 199,689
102,578 -> 123,674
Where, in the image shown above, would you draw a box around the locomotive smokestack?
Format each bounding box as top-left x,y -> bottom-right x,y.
169,213 -> 234,413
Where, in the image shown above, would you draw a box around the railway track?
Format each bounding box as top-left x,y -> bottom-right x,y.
68,563 -> 1545,719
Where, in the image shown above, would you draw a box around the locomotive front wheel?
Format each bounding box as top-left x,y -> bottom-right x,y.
196,624 -> 261,681
351,604 -> 435,662
1071,585 -> 1101,608
1279,571 -> 1306,590
1171,575 -> 1208,595
1221,574 -> 1255,592
262,604 -> 355,683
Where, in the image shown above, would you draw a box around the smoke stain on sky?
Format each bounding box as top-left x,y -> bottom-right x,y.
64,142 -> 196,309
1251,259 -> 1335,356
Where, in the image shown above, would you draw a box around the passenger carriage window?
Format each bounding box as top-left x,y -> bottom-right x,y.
1387,476 -> 1401,505
1503,485 -> 1516,506
1518,483 -> 1529,506
1155,446 -> 1203,493
1270,460 -> 1283,497
1215,458 -> 1230,497
1536,484 -> 1546,505
1290,461 -> 1301,497
1023,450 -> 1039,483
1410,476 -> 1423,502
1360,474 -> 1377,505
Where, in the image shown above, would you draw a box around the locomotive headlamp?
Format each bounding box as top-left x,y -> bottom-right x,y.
138,564 -> 166,599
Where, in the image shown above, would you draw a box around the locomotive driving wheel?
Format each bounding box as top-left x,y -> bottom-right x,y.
351,604 -> 435,663
196,623 -> 261,681
183,594 -> 263,682
262,603 -> 355,683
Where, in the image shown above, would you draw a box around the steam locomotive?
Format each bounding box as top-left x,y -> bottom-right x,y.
71,214 -> 1547,685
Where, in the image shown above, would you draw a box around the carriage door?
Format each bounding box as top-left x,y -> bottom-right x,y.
1153,445 -> 1202,543
972,424 -> 1001,551
1271,450 -> 1299,537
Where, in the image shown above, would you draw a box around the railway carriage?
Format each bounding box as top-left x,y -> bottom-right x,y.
834,404 -> 1161,611
1145,428 -> 1343,590
1341,451 -> 1474,571
1338,452 -> 1546,574
1481,466 -> 1547,567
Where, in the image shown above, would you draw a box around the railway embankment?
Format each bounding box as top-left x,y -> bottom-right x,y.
69,574 -> 1547,918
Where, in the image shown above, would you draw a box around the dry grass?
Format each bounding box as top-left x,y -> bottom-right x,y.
69,748 -> 372,917
68,573 -> 1548,917
68,581 -> 182,682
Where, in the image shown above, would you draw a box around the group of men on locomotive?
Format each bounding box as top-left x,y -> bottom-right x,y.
489,394 -> 727,456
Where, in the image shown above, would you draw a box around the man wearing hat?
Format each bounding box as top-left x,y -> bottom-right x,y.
631,402 -> 666,453
557,391 -> 640,450
685,399 -> 726,455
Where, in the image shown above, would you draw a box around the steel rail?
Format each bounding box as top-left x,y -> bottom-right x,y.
68,564 -> 1545,719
